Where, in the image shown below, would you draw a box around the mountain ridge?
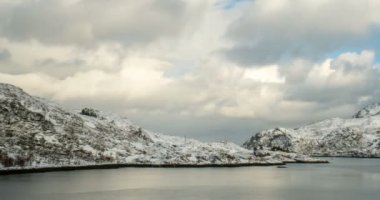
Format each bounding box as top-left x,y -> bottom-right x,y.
0,82 -> 325,171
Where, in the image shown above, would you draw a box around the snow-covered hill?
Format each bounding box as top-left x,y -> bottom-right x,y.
0,83 -> 324,171
353,103 -> 380,118
243,105 -> 380,157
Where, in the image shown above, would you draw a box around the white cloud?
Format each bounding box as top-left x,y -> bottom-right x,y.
285,50 -> 379,109
307,50 -> 375,88
0,55 -> 172,101
244,65 -> 285,83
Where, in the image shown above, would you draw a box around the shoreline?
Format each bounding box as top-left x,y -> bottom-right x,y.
312,155 -> 380,159
0,160 -> 329,175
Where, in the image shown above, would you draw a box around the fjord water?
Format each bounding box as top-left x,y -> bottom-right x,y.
1,158 -> 380,200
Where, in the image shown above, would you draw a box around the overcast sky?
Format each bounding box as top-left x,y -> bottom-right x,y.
1,0 -> 380,143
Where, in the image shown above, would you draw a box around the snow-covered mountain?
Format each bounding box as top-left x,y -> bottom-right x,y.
0,83 -> 324,171
353,103 -> 380,118
243,105 -> 380,157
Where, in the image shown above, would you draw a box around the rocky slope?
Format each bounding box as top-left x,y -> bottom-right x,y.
243,105 -> 380,157
0,83 -> 325,171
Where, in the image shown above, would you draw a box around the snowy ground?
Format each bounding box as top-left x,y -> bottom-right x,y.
244,104 -> 380,157
0,83 -> 326,172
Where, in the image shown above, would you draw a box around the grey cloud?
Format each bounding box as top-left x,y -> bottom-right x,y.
0,55 -> 87,78
285,81 -> 378,106
33,58 -> 87,78
37,58 -> 85,67
0,63 -> 27,75
0,48 -> 11,61
0,0 -> 187,46
225,0 -> 376,65
278,59 -> 312,83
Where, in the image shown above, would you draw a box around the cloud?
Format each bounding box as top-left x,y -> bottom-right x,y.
3,50 -> 372,121
225,0 -> 380,65
1,49 -> 379,141
284,50 -> 380,108
0,54 -> 172,101
0,48 -> 11,61
0,0 -> 188,46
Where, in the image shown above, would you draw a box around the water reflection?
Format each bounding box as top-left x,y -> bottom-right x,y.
1,158 -> 379,200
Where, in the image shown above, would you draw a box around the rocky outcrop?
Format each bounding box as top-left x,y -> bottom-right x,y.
243,105 -> 380,158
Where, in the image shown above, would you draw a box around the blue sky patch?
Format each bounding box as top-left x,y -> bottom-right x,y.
223,0 -> 249,10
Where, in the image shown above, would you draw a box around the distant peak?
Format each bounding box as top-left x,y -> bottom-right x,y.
353,103 -> 380,118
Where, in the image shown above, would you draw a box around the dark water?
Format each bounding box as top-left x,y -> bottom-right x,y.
1,158 -> 380,200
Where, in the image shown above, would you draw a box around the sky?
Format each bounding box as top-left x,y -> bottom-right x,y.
0,0 -> 380,143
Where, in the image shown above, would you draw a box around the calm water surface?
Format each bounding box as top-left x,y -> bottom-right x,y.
1,158 -> 380,200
